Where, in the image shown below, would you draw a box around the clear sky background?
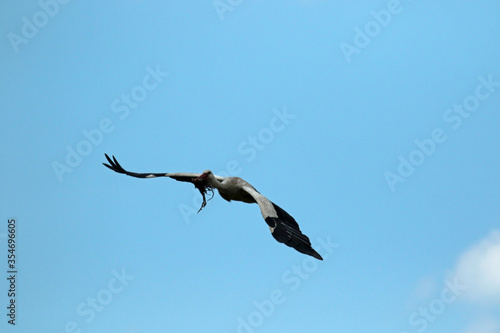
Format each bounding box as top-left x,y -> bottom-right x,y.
1,1 -> 500,332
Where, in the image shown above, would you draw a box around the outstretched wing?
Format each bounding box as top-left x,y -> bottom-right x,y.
243,186 -> 323,260
102,154 -> 202,182
102,154 -> 224,212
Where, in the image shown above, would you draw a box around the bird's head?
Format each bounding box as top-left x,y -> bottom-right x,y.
195,170 -> 213,182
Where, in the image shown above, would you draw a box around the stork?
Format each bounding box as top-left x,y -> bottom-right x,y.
103,154 -> 322,260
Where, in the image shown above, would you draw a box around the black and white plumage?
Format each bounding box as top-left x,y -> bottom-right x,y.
103,154 -> 322,260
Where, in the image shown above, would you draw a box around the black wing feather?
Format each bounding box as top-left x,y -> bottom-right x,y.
102,154 -> 169,179
266,203 -> 323,260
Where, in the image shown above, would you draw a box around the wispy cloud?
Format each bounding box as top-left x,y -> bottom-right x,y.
462,317 -> 500,333
450,230 -> 500,333
452,230 -> 500,304
401,231 -> 500,333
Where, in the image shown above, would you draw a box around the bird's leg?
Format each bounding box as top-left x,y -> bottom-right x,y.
197,189 -> 207,213
206,187 -> 215,202
194,177 -> 217,213
194,181 -> 210,213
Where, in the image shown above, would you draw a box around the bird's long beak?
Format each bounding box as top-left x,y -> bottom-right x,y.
195,173 -> 206,182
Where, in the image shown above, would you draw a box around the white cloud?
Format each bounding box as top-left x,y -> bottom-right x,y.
463,317 -> 500,333
452,230 -> 500,304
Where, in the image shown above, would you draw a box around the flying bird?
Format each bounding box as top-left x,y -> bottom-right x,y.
103,154 -> 322,260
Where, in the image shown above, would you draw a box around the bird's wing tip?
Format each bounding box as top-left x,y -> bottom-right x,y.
313,252 -> 323,260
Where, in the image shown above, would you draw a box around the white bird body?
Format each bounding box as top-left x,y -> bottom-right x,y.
103,154 -> 322,260
210,176 -> 257,204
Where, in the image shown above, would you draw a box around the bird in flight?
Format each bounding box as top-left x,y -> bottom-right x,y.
103,154 -> 322,260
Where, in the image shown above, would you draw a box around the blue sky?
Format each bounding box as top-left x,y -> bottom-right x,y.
1,1 -> 500,332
